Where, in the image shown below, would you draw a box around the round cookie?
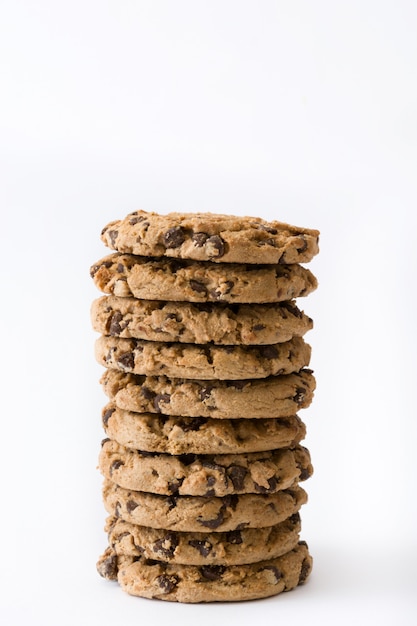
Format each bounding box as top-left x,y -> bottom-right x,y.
100,368 -> 316,419
99,440 -> 313,496
100,209 -> 319,265
91,296 -> 313,345
103,479 -> 307,532
95,335 -> 311,380
105,512 -> 302,565
102,403 -> 307,454
90,253 -> 318,304
97,541 -> 313,602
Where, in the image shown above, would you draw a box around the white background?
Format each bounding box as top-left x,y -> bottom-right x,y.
1,1 -> 416,624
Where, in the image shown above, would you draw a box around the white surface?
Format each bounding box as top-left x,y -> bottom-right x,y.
1,1 -> 416,624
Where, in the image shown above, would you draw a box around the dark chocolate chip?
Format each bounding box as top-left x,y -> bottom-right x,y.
299,467 -> 312,481
199,565 -> 226,581
126,500 -> 138,513
205,235 -> 225,258
192,232 -> 208,247
157,574 -> 180,594
258,224 -> 278,235
117,352 -> 135,370
167,478 -> 184,495
163,226 -> 185,248
253,323 -> 266,331
101,438 -> 111,447
281,301 -> 303,318
225,529 -> 242,545
198,385 -> 214,401
227,465 -> 248,491
190,280 -> 207,295
178,454 -> 197,466
176,417 -> 208,432
258,345 -> 279,359
259,565 -> 282,583
167,495 -> 178,511
298,557 -> 311,584
154,393 -> 171,412
188,539 -> 213,557
116,263 -> 125,273
102,407 -> 115,427
153,532 -> 179,558
110,459 -> 124,475
294,387 -> 307,404
108,311 -> 123,335
107,230 -> 119,246
97,553 -> 118,580
297,235 -> 308,253
141,386 -> 156,400
254,476 -> 279,493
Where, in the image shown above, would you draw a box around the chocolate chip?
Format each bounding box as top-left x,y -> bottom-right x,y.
223,280 -> 234,293
225,380 -> 249,390
167,478 -> 184,495
110,460 -> 124,475
202,345 -> 213,365
254,476 -> 279,493
209,289 -> 222,300
294,387 -> 307,404
115,501 -> 121,517
297,235 -> 308,253
154,393 -> 171,412
167,495 -> 178,511
198,506 -> 226,529
289,512 -> 301,525
281,301 -> 303,318
163,226 -> 185,248
198,385 -> 214,401
298,557 -> 311,584
108,311 -> 123,335
192,232 -> 208,247
117,352 -> 135,371
259,345 -> 279,359
190,280 -> 207,295
101,437 -> 111,447
107,230 -> 119,246
116,263 -> 125,273
157,574 -> 180,594
225,530 -> 242,544
199,565 -> 226,581
188,539 -> 213,557
153,532 -> 179,558
228,465 -> 248,491
299,467 -> 312,481
260,565 -> 282,583
176,417 -> 207,432
178,454 -> 197,466
129,215 -> 144,225
253,324 -> 266,331
97,553 -> 118,580
141,386 -> 156,400
126,500 -> 138,513
102,407 -> 115,427
206,235 -> 225,258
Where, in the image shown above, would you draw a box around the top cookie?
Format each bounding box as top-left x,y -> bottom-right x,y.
100,210 -> 320,265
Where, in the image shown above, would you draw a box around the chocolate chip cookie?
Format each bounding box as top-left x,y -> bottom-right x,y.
99,439 -> 313,496
102,403 -> 306,454
100,368 -> 316,418
91,296 -> 313,345
97,541 -> 312,602
95,335 -> 311,380
90,253 -> 318,303
100,209 -> 319,265
103,479 -> 307,532
105,512 -> 302,565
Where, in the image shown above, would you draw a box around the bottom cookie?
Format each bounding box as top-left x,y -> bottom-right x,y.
97,541 -> 312,602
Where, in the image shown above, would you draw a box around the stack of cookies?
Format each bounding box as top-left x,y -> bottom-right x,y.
90,209 -> 319,603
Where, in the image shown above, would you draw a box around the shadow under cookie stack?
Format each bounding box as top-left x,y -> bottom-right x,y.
90,209 -> 319,603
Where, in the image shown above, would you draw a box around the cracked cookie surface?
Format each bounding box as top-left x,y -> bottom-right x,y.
104,513 -> 302,565
97,540 -> 312,602
99,440 -> 313,496
100,368 -> 316,419
102,403 -> 306,454
100,209 -> 319,265
95,335 -> 311,380
90,253 -> 318,304
103,479 -> 307,532
91,295 -> 313,345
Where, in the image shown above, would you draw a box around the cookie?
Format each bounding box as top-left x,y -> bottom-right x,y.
91,295 -> 313,345
100,368 -> 316,419
99,439 -> 313,496
100,209 -> 319,265
97,541 -> 312,602
90,253 -> 318,304
103,479 -> 307,532
105,512 -> 302,565
102,403 -> 307,454
95,335 -> 311,380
